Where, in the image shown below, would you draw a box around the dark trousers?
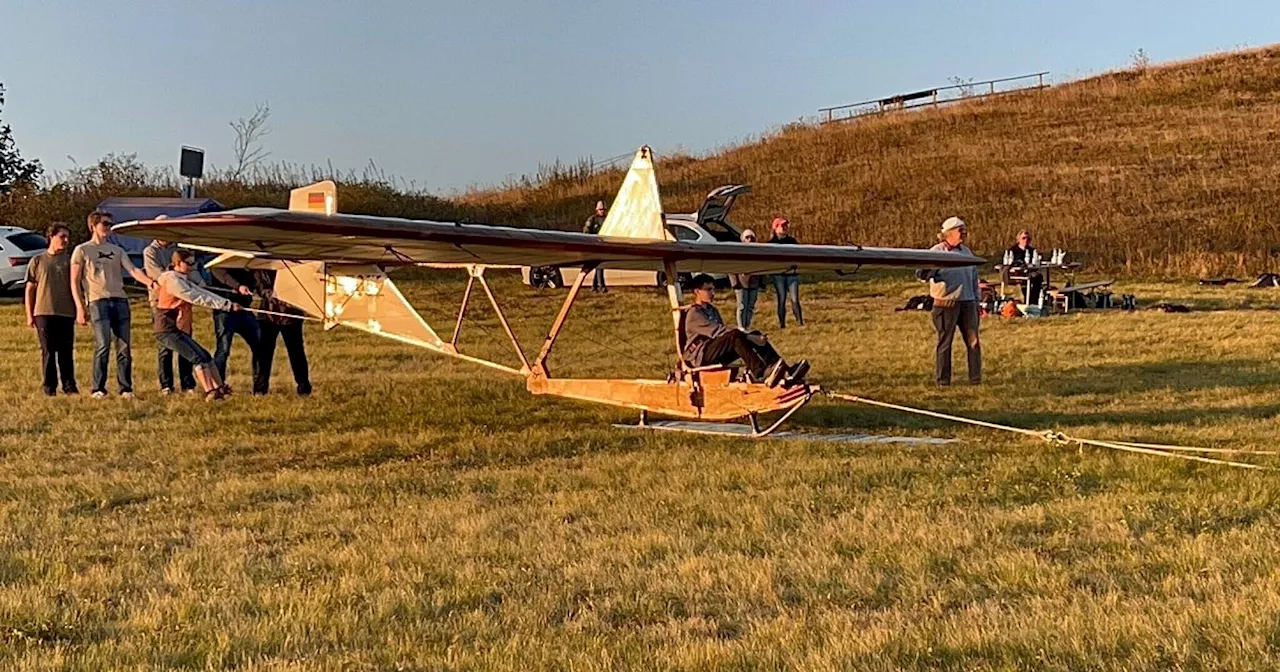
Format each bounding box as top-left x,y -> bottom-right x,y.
932,301 -> 982,385
701,330 -> 780,379
213,310 -> 266,393
1001,267 -> 1045,304
89,298 -> 132,394
258,320 -> 312,394
591,268 -> 607,291
34,315 -> 76,395
153,307 -> 195,391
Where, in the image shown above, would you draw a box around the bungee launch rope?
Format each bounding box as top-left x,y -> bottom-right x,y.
822,391 -> 1273,471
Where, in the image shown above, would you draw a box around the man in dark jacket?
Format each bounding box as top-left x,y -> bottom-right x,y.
682,274 -> 808,387
1000,229 -> 1043,304
583,200 -> 608,292
252,269 -> 312,396
208,268 -> 267,394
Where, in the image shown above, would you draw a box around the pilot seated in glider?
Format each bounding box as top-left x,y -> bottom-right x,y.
682,274 -> 809,387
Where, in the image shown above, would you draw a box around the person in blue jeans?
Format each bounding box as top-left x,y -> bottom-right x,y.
768,217 -> 804,328
70,210 -> 158,399
155,249 -> 237,401
730,229 -> 764,329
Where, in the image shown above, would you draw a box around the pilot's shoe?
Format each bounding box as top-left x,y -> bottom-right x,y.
764,360 -> 788,388
784,360 -> 810,387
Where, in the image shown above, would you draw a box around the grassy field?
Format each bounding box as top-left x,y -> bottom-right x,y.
2,271 -> 1280,670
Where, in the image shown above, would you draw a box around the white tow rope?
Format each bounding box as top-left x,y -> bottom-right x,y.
823,392 -> 1274,471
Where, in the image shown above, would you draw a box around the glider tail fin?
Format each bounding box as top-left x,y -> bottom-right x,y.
596,146 -> 667,240
288,180 -> 338,215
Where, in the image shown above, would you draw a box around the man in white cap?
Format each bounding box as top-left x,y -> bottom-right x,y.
583,200 -> 608,292
730,229 -> 763,329
916,216 -> 982,385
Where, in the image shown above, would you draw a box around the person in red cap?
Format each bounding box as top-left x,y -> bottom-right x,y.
768,217 -> 803,328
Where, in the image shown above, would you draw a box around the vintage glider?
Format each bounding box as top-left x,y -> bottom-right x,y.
115,147 -> 982,435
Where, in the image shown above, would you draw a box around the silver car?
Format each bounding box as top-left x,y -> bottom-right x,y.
0,227 -> 48,292
525,185 -> 750,289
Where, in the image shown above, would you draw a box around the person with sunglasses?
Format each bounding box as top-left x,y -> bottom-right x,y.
24,223 -> 79,396
1001,229 -> 1044,304
153,249 -> 239,401
70,210 -> 157,399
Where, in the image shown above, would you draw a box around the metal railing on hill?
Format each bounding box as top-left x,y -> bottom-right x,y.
818,71 -> 1049,124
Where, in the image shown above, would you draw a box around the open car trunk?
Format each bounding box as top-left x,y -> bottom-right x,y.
696,185 -> 750,242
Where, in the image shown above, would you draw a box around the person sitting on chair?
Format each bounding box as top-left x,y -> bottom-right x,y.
682,274 -> 809,387
1001,229 -> 1044,304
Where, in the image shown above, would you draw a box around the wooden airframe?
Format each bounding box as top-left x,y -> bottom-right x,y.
114,146 -> 983,436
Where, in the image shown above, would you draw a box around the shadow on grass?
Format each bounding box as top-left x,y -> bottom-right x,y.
1044,358 -> 1280,396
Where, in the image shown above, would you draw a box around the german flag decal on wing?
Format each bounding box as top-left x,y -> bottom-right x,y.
288,180 -> 338,214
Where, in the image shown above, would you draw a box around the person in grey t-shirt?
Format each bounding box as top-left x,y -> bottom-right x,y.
70,210 -> 157,398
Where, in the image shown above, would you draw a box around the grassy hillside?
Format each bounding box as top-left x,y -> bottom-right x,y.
464,46 -> 1280,277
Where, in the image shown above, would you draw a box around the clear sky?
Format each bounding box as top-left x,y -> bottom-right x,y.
1,1 -> 1274,192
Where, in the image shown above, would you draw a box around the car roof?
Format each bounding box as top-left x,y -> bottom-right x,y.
0,226 -> 33,236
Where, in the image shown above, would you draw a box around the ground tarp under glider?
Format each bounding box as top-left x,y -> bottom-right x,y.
112,148 -> 984,277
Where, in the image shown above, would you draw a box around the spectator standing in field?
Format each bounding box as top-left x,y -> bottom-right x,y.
208,267 -> 267,394
251,269 -> 312,396
154,249 -> 238,401
71,210 -> 158,399
24,223 -> 78,396
730,228 -> 764,329
768,217 -> 803,328
916,216 -> 982,386
143,236 -> 196,394
583,200 -> 608,293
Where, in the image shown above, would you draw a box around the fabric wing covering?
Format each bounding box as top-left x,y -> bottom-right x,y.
113,209 -> 983,275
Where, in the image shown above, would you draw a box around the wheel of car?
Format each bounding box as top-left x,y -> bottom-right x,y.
529,266 -> 563,289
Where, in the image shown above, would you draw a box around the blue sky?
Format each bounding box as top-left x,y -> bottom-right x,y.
1,1 -> 1274,192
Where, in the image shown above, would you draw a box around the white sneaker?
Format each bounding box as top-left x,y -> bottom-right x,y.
120,392 -> 135,400
160,388 -> 173,396
91,391 -> 107,400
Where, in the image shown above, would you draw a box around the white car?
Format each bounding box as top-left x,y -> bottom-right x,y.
524,185 -> 750,289
0,226 -> 48,292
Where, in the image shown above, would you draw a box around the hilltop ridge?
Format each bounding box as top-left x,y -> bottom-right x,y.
464,46 -> 1280,276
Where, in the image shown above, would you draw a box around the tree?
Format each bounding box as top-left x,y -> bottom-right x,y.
229,102 -> 271,179
0,83 -> 43,195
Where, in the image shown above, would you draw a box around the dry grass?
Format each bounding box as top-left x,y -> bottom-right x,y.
3,272 -> 1280,669
463,46 -> 1280,278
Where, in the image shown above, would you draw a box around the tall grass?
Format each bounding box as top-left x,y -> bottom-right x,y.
0,155 -> 495,242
